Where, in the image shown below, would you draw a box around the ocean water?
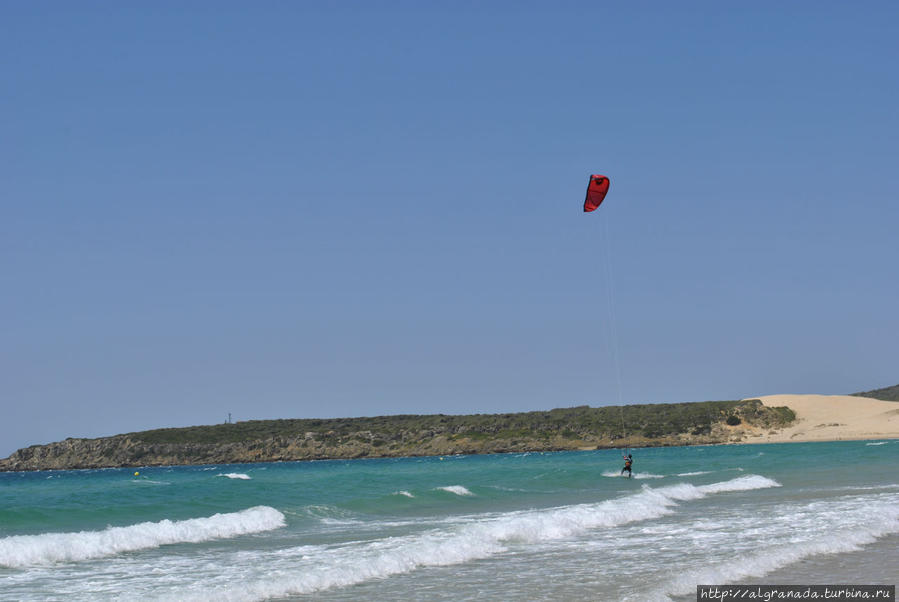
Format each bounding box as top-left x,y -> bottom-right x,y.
1,441 -> 897,601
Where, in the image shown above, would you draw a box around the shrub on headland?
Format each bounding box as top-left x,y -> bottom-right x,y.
851,383 -> 899,402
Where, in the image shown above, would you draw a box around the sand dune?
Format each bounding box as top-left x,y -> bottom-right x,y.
749,394 -> 899,443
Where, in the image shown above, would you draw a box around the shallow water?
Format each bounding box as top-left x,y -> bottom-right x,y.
1,440 -> 896,600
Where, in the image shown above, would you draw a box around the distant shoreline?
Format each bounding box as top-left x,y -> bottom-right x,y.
1,394 -> 896,472
1,434 -> 896,474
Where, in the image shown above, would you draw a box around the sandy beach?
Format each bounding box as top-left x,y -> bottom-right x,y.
749,394 -> 899,443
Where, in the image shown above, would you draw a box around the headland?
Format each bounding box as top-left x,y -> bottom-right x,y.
2,386 -> 896,471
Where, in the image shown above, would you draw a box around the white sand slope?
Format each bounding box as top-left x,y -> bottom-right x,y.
750,394 -> 899,443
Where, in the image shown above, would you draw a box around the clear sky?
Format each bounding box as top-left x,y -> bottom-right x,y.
2,2 -> 897,457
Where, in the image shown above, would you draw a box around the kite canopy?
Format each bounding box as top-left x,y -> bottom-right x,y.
583,174 -> 610,212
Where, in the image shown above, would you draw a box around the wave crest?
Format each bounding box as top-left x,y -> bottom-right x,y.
194,476 -> 780,599
437,485 -> 474,496
0,506 -> 285,568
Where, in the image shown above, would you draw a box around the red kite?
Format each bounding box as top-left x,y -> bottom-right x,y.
584,175 -> 610,212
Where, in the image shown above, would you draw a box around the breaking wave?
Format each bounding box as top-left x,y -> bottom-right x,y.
0,506 -> 285,568
189,476 -> 780,600
436,485 -> 474,496
650,495 -> 899,601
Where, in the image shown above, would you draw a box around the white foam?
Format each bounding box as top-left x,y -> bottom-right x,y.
654,497 -> 899,600
188,476 -> 780,600
437,485 -> 473,496
0,506 -> 285,568
676,471 -> 712,476
217,473 -> 251,480
696,475 -> 780,494
601,471 -> 664,479
394,491 -> 415,498
866,441 -> 887,446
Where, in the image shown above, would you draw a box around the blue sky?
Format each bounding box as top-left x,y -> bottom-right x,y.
2,2 -> 897,457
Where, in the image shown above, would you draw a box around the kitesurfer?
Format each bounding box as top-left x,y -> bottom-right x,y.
621,453 -> 633,477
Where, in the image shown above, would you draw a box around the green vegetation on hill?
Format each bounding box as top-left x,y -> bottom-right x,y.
129,399 -> 793,446
851,383 -> 899,402
0,398 -> 797,471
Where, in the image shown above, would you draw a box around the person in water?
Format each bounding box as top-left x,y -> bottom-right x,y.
621,453 -> 633,477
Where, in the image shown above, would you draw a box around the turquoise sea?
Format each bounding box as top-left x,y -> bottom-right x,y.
1,440 -> 897,601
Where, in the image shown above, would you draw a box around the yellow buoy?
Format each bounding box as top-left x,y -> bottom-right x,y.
134,471 -> 140,476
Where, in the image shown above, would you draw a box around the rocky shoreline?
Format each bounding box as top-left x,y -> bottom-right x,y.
0,429 -> 754,472
0,399 -> 794,472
